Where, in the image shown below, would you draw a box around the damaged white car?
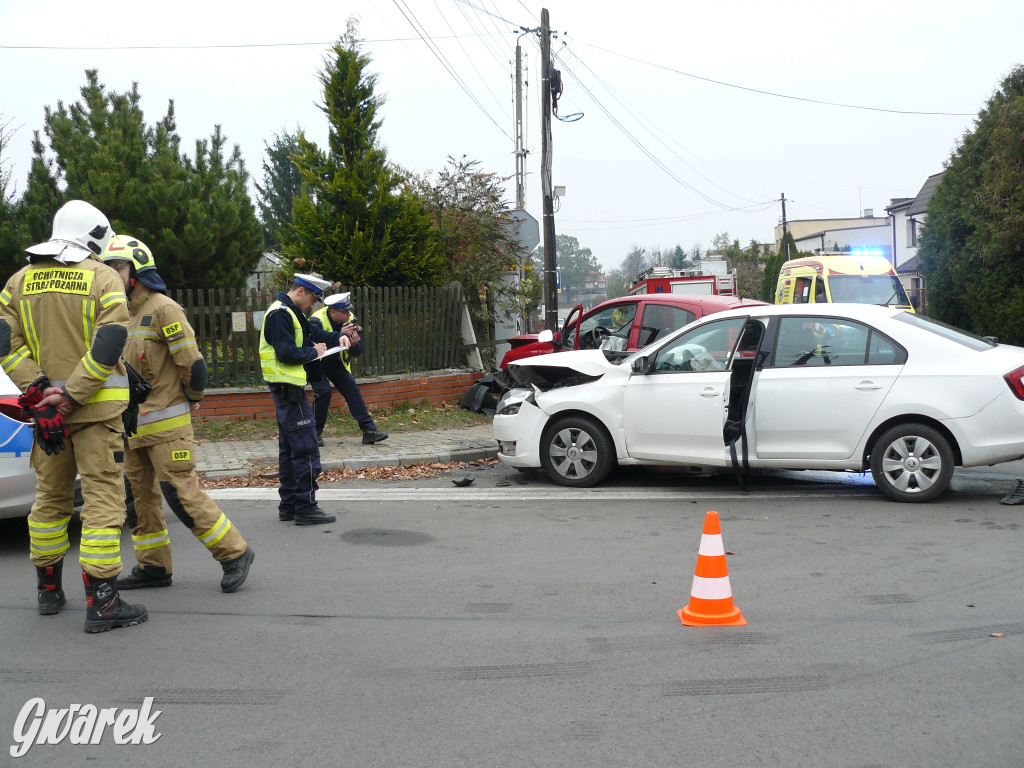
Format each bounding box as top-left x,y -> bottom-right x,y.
493,304 -> 1024,502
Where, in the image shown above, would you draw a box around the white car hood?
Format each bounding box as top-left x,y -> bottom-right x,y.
509,349 -> 616,375
506,349 -> 617,391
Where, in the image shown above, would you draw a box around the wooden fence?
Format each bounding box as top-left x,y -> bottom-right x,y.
169,283 -> 470,387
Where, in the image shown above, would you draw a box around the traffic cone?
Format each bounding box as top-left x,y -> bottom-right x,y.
678,511 -> 746,626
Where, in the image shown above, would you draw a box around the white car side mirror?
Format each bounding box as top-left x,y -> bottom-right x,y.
537,330 -> 554,343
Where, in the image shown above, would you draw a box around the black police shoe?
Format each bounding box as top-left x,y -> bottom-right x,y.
117,564 -> 172,590
294,507 -> 336,526
279,507 -> 295,522
220,546 -> 255,593
362,429 -> 389,445
317,435 -> 325,447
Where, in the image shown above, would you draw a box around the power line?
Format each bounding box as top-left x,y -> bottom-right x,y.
452,0 -> 513,70
566,202 -> 778,225
586,42 -> 975,117
391,0 -> 512,142
431,0 -> 511,121
453,0 -> 530,31
549,45 -> 739,210
563,206 -> 777,232
0,32 -> 509,51
561,44 -> 766,205
515,0 -> 539,23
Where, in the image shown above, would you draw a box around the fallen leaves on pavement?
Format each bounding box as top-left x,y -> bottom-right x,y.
199,457 -> 500,489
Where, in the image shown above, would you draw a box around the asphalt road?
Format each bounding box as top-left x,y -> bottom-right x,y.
1,466 -> 1022,767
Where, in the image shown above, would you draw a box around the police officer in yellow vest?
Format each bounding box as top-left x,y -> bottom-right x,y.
101,235 -> 255,592
0,200 -> 147,633
259,273 -> 346,525
309,292 -> 388,446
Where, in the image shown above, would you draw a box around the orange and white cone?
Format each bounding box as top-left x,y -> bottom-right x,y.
678,511 -> 746,627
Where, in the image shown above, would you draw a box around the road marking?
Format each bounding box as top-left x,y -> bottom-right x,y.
205,487 -> 877,503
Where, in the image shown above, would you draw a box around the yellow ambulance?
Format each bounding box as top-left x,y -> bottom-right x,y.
775,251 -> 914,311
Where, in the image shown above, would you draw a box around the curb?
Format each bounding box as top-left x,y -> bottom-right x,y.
200,445 -> 500,481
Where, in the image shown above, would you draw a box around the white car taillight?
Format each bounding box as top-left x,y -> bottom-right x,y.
1004,365 -> 1024,401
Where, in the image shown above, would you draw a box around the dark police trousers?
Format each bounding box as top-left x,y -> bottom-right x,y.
311,358 -> 374,435
270,383 -> 321,516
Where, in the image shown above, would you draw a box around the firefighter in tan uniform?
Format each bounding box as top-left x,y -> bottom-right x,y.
101,235 -> 254,592
0,200 -> 147,633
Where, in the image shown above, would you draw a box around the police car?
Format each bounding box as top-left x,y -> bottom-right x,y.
0,369 -> 38,519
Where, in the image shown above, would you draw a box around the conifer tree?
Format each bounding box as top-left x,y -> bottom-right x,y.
919,65 -> 1024,343
283,21 -> 442,286
256,131 -> 303,250
0,117 -> 27,279
21,70 -> 262,290
20,132 -> 63,246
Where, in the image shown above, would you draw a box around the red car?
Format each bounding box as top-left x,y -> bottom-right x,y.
461,293 -> 768,414
501,293 -> 769,368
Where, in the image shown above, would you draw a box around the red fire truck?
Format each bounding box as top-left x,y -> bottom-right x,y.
628,265 -> 738,296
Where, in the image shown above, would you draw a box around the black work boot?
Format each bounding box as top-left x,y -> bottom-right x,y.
220,546 -> 255,593
83,573 -> 148,634
361,429 -> 389,445
316,435 -> 325,447
294,507 -> 336,526
278,506 -> 295,522
117,564 -> 172,590
36,561 -> 66,616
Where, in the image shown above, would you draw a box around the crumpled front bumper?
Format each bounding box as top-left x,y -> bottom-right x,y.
493,388 -> 546,468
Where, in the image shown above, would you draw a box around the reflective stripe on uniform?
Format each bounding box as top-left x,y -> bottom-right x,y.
128,328 -> 160,340
132,529 -> 170,551
81,298 -> 95,350
50,375 -> 130,404
137,401 -> 191,425
0,287 -> 11,306
1,345 -> 31,374
79,527 -> 121,566
81,349 -> 113,381
99,291 -> 126,309
198,513 -> 231,548
28,516 -> 72,558
133,414 -> 191,438
167,338 -> 198,354
134,401 -> 192,437
19,300 -> 40,365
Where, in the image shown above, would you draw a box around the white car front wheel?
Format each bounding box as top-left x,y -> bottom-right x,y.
540,415 -> 614,488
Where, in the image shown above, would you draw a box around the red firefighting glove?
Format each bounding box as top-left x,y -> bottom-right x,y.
31,402 -> 69,455
17,377 -> 50,418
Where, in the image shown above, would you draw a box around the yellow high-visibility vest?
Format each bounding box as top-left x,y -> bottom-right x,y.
259,300 -> 307,385
310,305 -> 357,373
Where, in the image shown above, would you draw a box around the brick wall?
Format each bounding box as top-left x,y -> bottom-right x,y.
195,369 -> 483,422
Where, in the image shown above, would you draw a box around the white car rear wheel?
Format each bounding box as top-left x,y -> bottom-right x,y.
540,416 -> 614,488
870,423 -> 954,503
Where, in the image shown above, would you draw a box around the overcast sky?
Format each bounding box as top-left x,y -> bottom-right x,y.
2,0 -> 1022,271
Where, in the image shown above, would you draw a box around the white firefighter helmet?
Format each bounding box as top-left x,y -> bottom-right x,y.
25,200 -> 114,264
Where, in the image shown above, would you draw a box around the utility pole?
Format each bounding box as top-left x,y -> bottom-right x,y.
540,8 -> 558,331
780,192 -> 790,260
514,43 -> 526,210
